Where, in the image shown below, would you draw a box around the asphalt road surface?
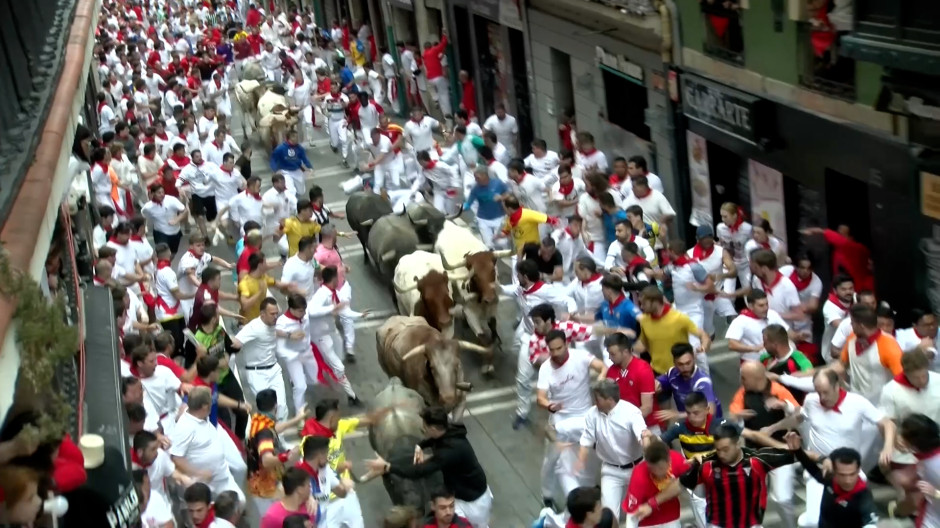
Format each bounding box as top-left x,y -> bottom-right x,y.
167,114 -> 909,527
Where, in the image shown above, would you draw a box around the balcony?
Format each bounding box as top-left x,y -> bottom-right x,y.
585,0 -> 657,16
797,20 -> 857,101
700,0 -> 745,66
841,0 -> 940,75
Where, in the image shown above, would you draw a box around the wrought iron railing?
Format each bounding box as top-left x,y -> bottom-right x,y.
0,0 -> 79,226
700,1 -> 745,66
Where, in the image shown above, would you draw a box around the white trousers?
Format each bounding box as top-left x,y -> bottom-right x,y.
337,280 -> 356,354
245,364 -> 288,421
540,440 -> 581,499
218,424 -> 247,486
282,168 -> 306,197
514,330 -> 535,419
324,491 -> 364,528
768,463 -> 797,528
373,159 -> 403,191
589,241 -> 607,268
428,75 -> 452,116
386,76 -> 400,114
477,216 -> 505,249
328,118 -> 349,159
689,484 -> 707,528
313,332 -> 357,398
284,351 -> 319,413
455,487 -> 493,528
682,308 -> 710,375
433,189 -> 457,215
600,463 -> 634,519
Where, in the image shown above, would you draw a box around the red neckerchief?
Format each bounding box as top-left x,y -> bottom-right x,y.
692,243 -> 714,260
550,352 -> 570,369
823,388 -> 848,413
143,153 -> 156,161
284,309 -> 303,322
212,140 -> 222,149
686,413 -> 714,434
130,449 -> 151,468
672,254 -> 694,267
169,154 -> 190,167
740,309 -> 761,320
304,419 -> 335,438
580,273 -> 602,288
633,187 -> 651,199
827,292 -> 851,311
627,256 -> 648,272
327,286 -> 340,303
523,281 -> 545,295
109,236 -> 128,246
915,446 -> 940,461
425,160 -> 437,170
508,207 -> 523,227
611,172 -> 628,184
558,179 -> 574,196
893,372 -> 922,392
729,207 -> 746,233
789,270 -> 812,292
96,161 -> 111,174
156,259 -> 172,270
247,190 -> 262,200
131,234 -> 146,243
97,100 -> 108,114
214,77 -> 222,89
156,131 -> 169,141
579,147 -> 596,157
650,303 -> 672,320
517,172 -> 527,183
194,507 -> 216,528
608,293 -> 627,315
761,271 -> 785,296
93,276 -> 106,285
295,459 -> 319,480
832,475 -> 867,504
565,519 -> 582,528
410,116 -> 422,124
854,330 -> 882,356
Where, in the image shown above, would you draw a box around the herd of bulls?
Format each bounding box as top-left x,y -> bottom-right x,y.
344,192 -> 516,512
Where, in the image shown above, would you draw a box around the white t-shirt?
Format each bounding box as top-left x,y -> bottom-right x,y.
92,225 -> 109,252
750,272 -> 803,317
483,114 -> 519,156
523,151 -> 560,180
141,490 -> 174,527
725,309 -> 790,362
234,317 -> 278,367
622,190 -> 675,226
281,254 -> 317,300
366,134 -> 394,165
177,250 -> 212,298
153,265 -> 181,320
779,265 -> 823,337
511,173 -> 547,213
403,116 -> 439,153
537,348 -> 595,419
801,390 -> 884,456
895,328 -> 940,371
549,177 -> 585,219
880,372 -> 940,463
141,195 -> 186,235
168,412 -> 229,493
275,312 -> 310,362
140,365 -> 182,417
139,448 -> 175,505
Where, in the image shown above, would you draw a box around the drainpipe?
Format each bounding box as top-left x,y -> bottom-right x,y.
656,0 -> 674,65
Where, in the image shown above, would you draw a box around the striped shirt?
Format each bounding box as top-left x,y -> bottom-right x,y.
527,321 -> 593,364
661,414 -> 725,459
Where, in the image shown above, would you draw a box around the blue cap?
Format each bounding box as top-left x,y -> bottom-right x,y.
696,224 -> 715,239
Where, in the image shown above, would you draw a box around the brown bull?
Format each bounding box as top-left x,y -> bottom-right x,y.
376,316 -> 490,421
414,270 -> 455,336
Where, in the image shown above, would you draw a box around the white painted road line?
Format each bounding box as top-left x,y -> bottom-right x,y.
464,386 -> 516,403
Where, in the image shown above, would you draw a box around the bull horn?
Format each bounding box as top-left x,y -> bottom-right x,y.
442,256 -> 467,271
455,381 -> 472,391
393,282 -> 419,293
491,249 -> 513,259
457,341 -> 491,354
416,244 -> 434,251
381,250 -> 396,262
413,218 -> 429,226
401,344 -> 428,362
360,219 -> 375,227
445,204 -> 464,220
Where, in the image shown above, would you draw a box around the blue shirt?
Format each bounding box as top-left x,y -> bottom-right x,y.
602,209 -> 627,244
270,142 -> 312,172
184,382 -> 220,426
340,66 -> 355,91
233,238 -> 245,284
655,367 -> 723,417
464,178 -> 509,220
594,294 -> 641,332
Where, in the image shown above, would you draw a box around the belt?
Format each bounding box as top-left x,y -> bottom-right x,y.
244,363 -> 277,370
605,456 -> 643,470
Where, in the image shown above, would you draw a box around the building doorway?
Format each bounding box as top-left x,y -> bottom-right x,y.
824,168 -> 871,246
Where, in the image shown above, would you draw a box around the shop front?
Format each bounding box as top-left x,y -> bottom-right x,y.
677,71 -> 918,315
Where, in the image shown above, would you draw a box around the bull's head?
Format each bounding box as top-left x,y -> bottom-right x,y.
464,250 -> 512,305
401,339 -> 488,408
416,271 -> 455,329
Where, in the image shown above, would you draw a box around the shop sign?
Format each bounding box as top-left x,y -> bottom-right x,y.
595,46 -> 644,82
682,75 -> 766,144
687,131 -> 713,228
471,0 -> 500,21
748,160 -> 787,245
922,171 -> 940,221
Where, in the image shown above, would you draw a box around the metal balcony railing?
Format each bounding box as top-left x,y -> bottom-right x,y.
0,0 -> 79,225
797,22 -> 857,101
586,0 -> 657,16
700,0 -> 745,66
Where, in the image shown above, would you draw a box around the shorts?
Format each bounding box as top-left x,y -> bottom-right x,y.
190,193 -> 218,221
153,231 -> 183,254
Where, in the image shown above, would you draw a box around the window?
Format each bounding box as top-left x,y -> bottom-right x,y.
602,69 -> 650,142
797,1 -> 856,101
700,0 -> 744,65
854,0 -> 940,48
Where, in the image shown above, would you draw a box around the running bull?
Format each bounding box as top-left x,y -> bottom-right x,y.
393,251 -> 457,339
376,316 -> 489,421
361,377 -> 444,512
345,191 -> 393,264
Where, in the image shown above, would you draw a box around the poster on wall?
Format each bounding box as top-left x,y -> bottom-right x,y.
687,131 -> 713,228
748,159 -> 788,245
499,0 -> 524,30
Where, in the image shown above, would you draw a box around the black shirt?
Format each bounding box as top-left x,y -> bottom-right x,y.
740,388 -> 788,447
388,424 -> 487,502
61,447 -> 140,528
794,449 -> 879,528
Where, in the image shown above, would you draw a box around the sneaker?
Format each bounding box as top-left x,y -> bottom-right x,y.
511,415 -> 529,430
542,498 -> 556,510
348,396 -> 363,407
342,159 -> 349,168
345,351 -> 356,363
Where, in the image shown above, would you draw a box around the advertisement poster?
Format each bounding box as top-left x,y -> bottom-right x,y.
748,159 -> 787,245
686,131 -> 713,228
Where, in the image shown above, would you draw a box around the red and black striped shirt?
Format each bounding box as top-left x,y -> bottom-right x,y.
679,447 -> 795,528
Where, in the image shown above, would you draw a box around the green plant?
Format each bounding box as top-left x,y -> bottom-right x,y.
0,251 -> 78,441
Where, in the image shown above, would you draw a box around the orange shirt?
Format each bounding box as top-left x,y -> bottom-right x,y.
729,381 -> 800,415
840,332 -> 903,375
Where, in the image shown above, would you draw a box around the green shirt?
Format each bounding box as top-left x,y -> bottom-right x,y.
759,350 -> 813,375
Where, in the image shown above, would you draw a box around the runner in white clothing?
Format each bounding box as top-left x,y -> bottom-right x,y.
307,266 -> 364,405
275,293 -> 321,413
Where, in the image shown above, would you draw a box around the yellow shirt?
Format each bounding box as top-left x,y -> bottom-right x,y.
502,208 -> 547,250
283,216 -> 321,257
238,274 -> 275,320
638,307 -> 700,374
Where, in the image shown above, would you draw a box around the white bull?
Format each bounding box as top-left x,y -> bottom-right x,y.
435,221 -> 511,371
392,251 -> 456,339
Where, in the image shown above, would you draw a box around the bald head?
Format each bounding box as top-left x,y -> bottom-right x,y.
95,259 -> 113,280
740,361 -> 768,392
